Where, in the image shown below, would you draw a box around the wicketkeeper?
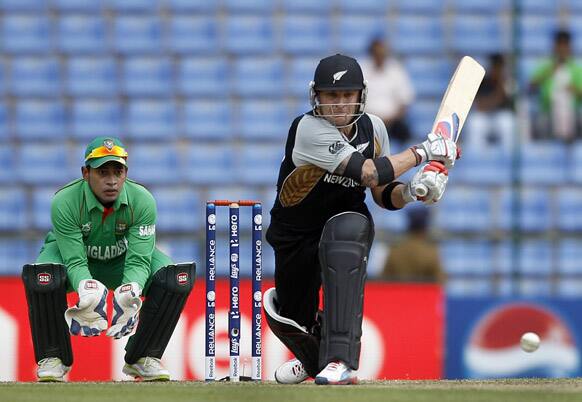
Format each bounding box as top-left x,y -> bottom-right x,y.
264,54 -> 457,385
22,136 -> 196,382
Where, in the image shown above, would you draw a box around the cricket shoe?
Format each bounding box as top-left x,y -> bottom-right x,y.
274,358 -> 309,384
37,357 -> 71,382
123,357 -> 170,381
314,361 -> 357,385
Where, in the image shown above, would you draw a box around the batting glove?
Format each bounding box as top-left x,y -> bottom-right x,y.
411,133 -> 460,169
64,279 -> 108,337
403,161 -> 449,205
106,282 -> 142,339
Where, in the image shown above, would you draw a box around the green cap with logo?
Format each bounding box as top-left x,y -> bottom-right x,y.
84,136 -> 128,168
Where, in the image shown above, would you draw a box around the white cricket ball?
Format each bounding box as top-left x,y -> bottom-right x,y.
520,332 -> 540,353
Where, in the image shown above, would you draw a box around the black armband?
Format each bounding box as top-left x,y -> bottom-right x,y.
373,157 -> 395,185
381,181 -> 404,210
344,152 -> 367,181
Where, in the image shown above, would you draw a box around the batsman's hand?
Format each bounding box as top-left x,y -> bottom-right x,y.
403,161 -> 449,205
65,279 -> 108,337
106,282 -> 142,339
411,133 -> 460,169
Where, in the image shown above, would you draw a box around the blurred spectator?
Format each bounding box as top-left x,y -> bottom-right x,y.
381,206 -> 445,283
360,37 -> 415,145
465,53 -> 515,150
530,30 -> 582,142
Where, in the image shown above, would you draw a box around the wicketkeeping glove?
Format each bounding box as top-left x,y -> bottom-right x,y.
403,161 -> 449,205
106,282 -> 142,339
64,279 -> 108,337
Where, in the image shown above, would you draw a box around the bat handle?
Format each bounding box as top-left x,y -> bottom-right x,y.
414,184 -> 428,198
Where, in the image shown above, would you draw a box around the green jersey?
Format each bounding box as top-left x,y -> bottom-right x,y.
532,58 -> 582,112
44,178 -> 159,290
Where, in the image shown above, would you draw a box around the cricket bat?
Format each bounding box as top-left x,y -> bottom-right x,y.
415,56 -> 485,198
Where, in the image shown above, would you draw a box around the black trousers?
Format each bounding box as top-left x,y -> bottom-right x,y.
266,221 -> 322,331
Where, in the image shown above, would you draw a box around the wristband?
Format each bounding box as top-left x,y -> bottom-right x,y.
409,146 -> 423,166
381,181 -> 404,210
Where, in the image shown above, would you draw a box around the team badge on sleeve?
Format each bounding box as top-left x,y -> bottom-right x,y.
328,141 -> 346,154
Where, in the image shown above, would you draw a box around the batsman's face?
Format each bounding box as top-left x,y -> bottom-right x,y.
82,162 -> 127,205
317,90 -> 360,127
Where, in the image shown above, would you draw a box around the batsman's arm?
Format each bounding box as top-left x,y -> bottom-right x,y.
335,133 -> 458,188
122,189 -> 157,290
334,148 -> 418,188
51,195 -> 92,290
371,183 -> 408,210
294,116 -> 419,187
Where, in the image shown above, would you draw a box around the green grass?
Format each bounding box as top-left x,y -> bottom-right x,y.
1,379 -> 581,402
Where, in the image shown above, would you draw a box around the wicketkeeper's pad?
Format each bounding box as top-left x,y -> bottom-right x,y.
22,263 -> 73,366
124,263 -> 196,364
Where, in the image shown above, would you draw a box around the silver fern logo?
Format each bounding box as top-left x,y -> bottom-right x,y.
356,142 -> 369,153
333,70 -> 347,84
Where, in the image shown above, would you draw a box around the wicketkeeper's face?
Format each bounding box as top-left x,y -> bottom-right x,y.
316,90 -> 361,127
82,162 -> 127,205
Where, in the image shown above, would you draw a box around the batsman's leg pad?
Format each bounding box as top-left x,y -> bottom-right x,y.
125,262 -> 196,364
264,287 -> 320,377
21,263 -> 73,366
318,212 -> 373,370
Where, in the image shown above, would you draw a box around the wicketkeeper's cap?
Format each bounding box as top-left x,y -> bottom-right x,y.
84,136 -> 128,168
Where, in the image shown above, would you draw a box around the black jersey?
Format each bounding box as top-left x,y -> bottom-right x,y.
270,112 -> 390,230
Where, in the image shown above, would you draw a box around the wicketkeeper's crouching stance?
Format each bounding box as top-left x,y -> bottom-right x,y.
21,136 -> 196,382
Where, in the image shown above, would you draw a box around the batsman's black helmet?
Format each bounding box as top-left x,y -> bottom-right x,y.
312,54 -> 365,91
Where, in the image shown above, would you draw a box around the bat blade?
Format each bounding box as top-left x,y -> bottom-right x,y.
414,56 -> 485,199
431,56 -> 485,143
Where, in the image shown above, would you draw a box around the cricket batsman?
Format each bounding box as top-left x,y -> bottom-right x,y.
21,136 -> 196,382
264,54 -> 457,384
